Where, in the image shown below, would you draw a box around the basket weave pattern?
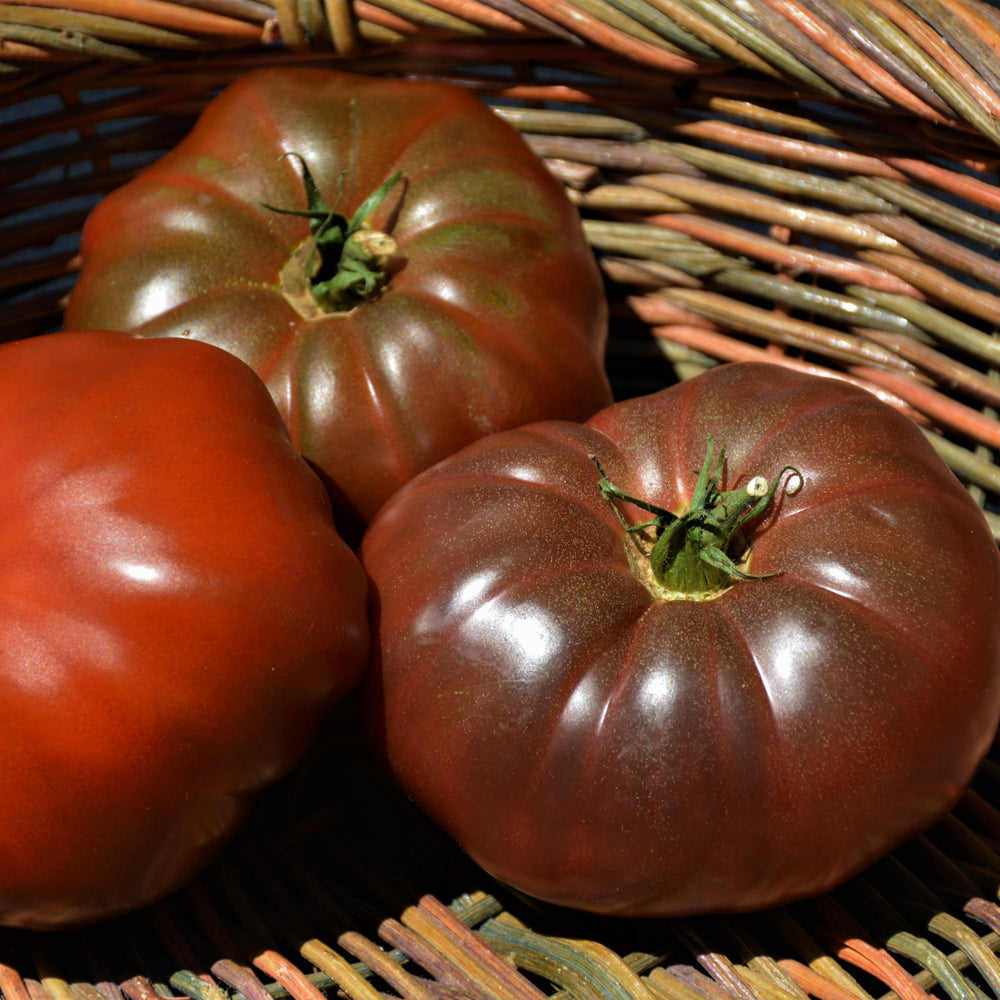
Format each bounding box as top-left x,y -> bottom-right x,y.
3,2 -> 1000,1000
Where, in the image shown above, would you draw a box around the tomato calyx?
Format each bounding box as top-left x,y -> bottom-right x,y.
592,439 -> 801,600
266,154 -> 402,315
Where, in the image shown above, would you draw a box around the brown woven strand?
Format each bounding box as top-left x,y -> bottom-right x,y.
0,0 -> 998,144
272,0 -> 359,49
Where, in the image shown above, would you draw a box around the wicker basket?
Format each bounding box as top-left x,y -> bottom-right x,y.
4,2 -> 1000,999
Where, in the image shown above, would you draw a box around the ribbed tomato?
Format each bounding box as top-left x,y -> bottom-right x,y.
0,330 -> 369,929
64,68 -> 612,537
361,362 -> 1000,916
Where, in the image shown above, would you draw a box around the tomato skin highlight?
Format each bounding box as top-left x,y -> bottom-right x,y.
0,330 -> 369,930
360,362 -> 1000,917
65,68 -> 612,535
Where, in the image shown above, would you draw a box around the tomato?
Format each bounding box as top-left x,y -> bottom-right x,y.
0,330 -> 369,929
64,68 -> 612,538
360,362 -> 1000,917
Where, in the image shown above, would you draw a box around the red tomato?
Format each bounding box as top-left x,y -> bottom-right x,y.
361,362 -> 1000,917
0,330 -> 369,929
64,68 -> 612,537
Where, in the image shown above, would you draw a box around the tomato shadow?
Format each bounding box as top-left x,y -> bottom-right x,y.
480,754 -> 1000,1000
6,719 -> 1000,996
0,693 -> 493,987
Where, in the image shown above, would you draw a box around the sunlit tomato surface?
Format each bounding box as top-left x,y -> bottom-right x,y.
0,331 -> 369,929
64,68 -> 612,536
361,362 -> 1000,917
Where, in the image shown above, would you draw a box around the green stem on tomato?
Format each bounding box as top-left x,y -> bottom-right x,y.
592,439 -> 801,599
265,154 -> 402,314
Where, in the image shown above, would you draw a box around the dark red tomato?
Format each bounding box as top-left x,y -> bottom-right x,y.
0,330 -> 369,929
64,68 -> 612,537
361,362 -> 1000,917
